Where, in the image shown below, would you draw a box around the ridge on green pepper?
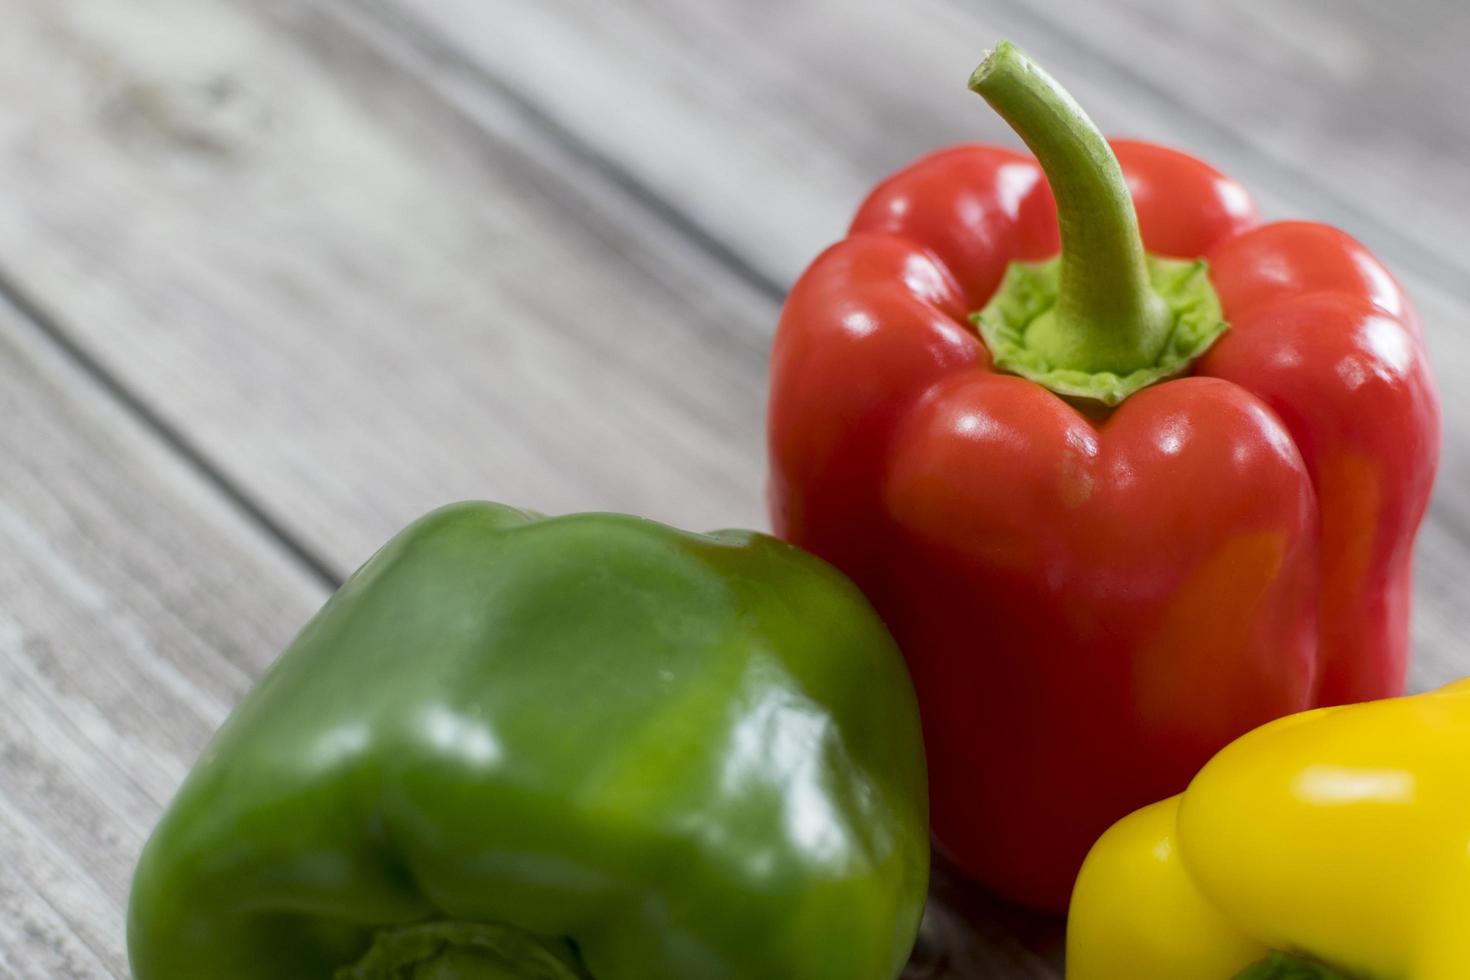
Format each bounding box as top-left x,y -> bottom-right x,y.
128,502 -> 929,980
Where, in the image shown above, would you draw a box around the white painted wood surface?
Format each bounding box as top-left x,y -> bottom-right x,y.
0,1 -> 1464,976
0,297 -> 327,978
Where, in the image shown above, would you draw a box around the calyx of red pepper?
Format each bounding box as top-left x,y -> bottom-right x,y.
337,921 -> 592,980
1234,951 -> 1355,979
968,41 -> 1228,406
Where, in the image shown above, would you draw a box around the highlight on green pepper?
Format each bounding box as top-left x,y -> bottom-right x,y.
127,502 -> 930,980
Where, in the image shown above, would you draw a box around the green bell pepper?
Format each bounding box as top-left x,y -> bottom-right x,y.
128,502 -> 929,979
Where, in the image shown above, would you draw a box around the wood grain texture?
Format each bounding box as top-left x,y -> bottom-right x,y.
0,0 -> 775,572
383,0 -> 1470,296
0,294 -> 329,976
0,0 -> 1465,978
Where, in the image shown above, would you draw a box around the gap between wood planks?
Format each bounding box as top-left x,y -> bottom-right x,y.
5,0 -> 783,559
332,0 -> 791,304
0,269 -> 342,591
0,288 -> 336,977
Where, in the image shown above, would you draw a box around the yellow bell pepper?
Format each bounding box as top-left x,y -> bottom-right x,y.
1067,677 -> 1470,980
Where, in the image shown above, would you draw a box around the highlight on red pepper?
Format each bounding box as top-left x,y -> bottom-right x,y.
766,40 -> 1440,911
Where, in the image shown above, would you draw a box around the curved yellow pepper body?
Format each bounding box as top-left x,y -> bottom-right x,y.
1068,678 -> 1470,980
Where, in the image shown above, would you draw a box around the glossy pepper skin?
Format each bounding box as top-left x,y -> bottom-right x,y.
128,502 -> 929,980
767,43 -> 1440,910
1069,676 -> 1470,980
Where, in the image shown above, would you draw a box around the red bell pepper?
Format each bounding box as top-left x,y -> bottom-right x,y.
767,41 -> 1440,911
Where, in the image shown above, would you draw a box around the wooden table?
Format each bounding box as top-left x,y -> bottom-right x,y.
3,1 -> 1464,976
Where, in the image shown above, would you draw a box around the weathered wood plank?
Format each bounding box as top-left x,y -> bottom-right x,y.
380,0 -> 1470,297
0,0 -> 773,575
0,793 -> 130,978
0,299 -> 327,975
0,816 -> 114,980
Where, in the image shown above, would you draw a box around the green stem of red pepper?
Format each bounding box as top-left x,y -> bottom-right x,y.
966,42 -> 1227,406
969,41 -> 1171,374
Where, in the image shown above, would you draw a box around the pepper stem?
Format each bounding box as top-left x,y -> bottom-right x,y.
337,921 -> 593,980
969,41 -> 1172,376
